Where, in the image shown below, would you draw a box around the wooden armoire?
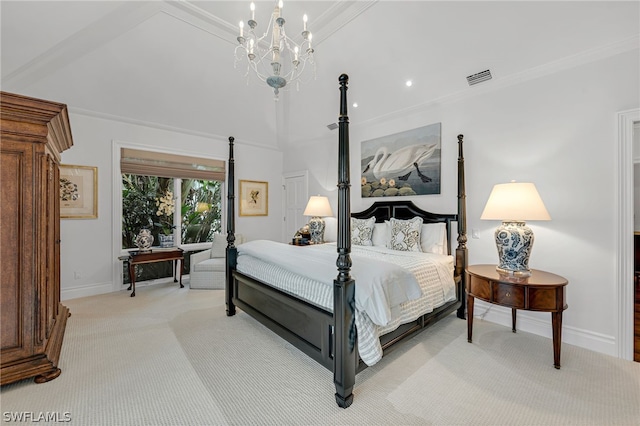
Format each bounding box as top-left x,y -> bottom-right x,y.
1,92 -> 73,385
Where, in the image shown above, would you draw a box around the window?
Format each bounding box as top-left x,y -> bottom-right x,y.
181,178 -> 222,245
120,148 -> 225,250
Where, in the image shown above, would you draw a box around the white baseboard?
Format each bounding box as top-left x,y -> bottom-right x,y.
61,275 -> 192,301
473,300 -> 617,358
61,281 -> 115,301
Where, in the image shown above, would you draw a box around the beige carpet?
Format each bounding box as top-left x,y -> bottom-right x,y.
2,281 -> 639,425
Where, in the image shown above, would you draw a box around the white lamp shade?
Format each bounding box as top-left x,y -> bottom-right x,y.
480,182 -> 551,221
303,196 -> 333,217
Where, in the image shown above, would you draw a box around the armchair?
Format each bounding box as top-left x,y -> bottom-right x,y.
189,234 -> 243,289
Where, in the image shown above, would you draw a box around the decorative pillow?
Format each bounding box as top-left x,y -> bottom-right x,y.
351,217 -> 375,246
371,222 -> 388,247
210,233 -> 243,258
210,233 -> 227,258
387,217 -> 423,252
420,222 -> 447,255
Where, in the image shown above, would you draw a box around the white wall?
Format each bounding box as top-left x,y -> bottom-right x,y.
60,115 -> 282,300
284,49 -> 640,357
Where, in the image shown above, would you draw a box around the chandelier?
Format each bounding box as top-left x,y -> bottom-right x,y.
234,1 -> 316,99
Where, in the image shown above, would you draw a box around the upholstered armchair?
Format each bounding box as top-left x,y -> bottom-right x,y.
189,234 -> 243,289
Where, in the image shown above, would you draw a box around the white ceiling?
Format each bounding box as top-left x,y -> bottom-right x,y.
2,1 -> 639,150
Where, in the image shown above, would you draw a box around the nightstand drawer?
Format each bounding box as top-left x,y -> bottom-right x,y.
492,283 -> 525,308
528,287 -> 564,311
468,275 -> 491,300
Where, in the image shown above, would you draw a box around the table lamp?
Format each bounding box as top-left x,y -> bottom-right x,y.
303,196 -> 334,244
480,182 -> 551,277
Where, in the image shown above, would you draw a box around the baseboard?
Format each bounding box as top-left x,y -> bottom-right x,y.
61,275 -> 192,301
473,300 -> 617,358
61,281 -> 114,301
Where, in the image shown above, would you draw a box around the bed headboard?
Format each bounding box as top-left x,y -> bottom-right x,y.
352,200 -> 458,254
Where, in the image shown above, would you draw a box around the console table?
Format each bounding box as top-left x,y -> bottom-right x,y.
466,264 -> 568,369
127,248 -> 184,297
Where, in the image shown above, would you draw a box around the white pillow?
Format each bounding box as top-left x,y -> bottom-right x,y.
210,233 -> 227,258
351,217 -> 375,246
323,217 -> 338,242
371,222 -> 388,247
387,217 -> 423,252
420,222 -> 447,255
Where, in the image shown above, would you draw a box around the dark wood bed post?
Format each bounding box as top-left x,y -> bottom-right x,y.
333,74 -> 356,409
226,136 -> 237,317
455,134 -> 468,320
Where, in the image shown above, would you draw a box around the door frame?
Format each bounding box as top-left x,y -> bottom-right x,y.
617,108 -> 639,360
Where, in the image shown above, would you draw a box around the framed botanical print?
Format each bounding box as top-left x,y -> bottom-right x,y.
239,180 -> 268,216
60,164 -> 98,219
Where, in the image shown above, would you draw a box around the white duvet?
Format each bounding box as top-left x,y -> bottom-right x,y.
237,240 -> 450,327
236,240 -> 456,365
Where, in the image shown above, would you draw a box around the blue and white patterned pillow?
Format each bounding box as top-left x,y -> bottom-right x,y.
387,217 -> 424,252
351,217 -> 375,246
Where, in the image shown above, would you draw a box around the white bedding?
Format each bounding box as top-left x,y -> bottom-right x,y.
236,240 -> 456,365
238,240 -> 424,326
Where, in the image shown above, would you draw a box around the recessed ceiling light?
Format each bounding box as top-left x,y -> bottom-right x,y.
405,80 -> 413,87
352,102 -> 358,108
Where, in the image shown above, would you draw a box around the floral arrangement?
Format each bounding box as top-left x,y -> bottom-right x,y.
155,190 -> 175,235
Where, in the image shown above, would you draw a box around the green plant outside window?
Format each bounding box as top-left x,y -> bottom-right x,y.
122,174 -> 222,249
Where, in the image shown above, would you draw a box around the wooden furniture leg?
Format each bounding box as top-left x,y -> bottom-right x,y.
129,263 -> 136,297
552,311 -> 563,369
467,294 -> 474,343
512,308 -> 517,333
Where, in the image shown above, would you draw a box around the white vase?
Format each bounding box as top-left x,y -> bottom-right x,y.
135,228 -> 154,251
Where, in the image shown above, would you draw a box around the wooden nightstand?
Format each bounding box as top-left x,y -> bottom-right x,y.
466,264 -> 568,369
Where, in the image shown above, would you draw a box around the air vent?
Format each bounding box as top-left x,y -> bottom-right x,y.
466,69 -> 492,86
327,123 -> 338,130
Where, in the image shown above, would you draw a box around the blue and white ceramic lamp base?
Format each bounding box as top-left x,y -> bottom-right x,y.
308,216 -> 325,244
494,220 -> 535,277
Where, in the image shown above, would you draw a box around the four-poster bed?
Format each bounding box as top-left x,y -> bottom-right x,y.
225,74 -> 468,408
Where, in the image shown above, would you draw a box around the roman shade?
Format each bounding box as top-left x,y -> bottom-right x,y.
120,148 -> 225,181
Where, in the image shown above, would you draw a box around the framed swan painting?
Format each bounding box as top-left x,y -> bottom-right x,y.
360,122 -> 442,197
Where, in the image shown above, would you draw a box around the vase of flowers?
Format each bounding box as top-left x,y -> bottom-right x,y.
155,189 -> 175,247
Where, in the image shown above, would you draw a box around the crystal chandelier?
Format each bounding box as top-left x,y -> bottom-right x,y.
234,1 -> 316,99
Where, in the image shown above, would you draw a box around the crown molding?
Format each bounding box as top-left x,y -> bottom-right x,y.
68,106 -> 281,152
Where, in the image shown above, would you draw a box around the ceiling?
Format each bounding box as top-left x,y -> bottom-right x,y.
2,1 -> 638,150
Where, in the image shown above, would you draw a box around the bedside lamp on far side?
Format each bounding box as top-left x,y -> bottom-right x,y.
303,196 -> 334,244
480,182 -> 551,277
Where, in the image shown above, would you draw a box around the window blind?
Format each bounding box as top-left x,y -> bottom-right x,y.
121,148 -> 225,181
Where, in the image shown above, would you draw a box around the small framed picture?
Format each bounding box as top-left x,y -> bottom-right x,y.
60,164 -> 98,219
239,180 -> 268,216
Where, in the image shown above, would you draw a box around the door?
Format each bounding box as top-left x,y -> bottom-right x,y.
283,171 -> 308,243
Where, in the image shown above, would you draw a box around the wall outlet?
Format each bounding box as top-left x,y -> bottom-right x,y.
472,228 -> 479,239
74,271 -> 81,280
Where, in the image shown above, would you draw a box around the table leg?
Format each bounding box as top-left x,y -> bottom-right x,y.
512,308 -> 517,333
173,260 -> 178,283
551,311 -> 563,369
467,294 -> 475,343
179,258 -> 184,288
129,262 -> 136,297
